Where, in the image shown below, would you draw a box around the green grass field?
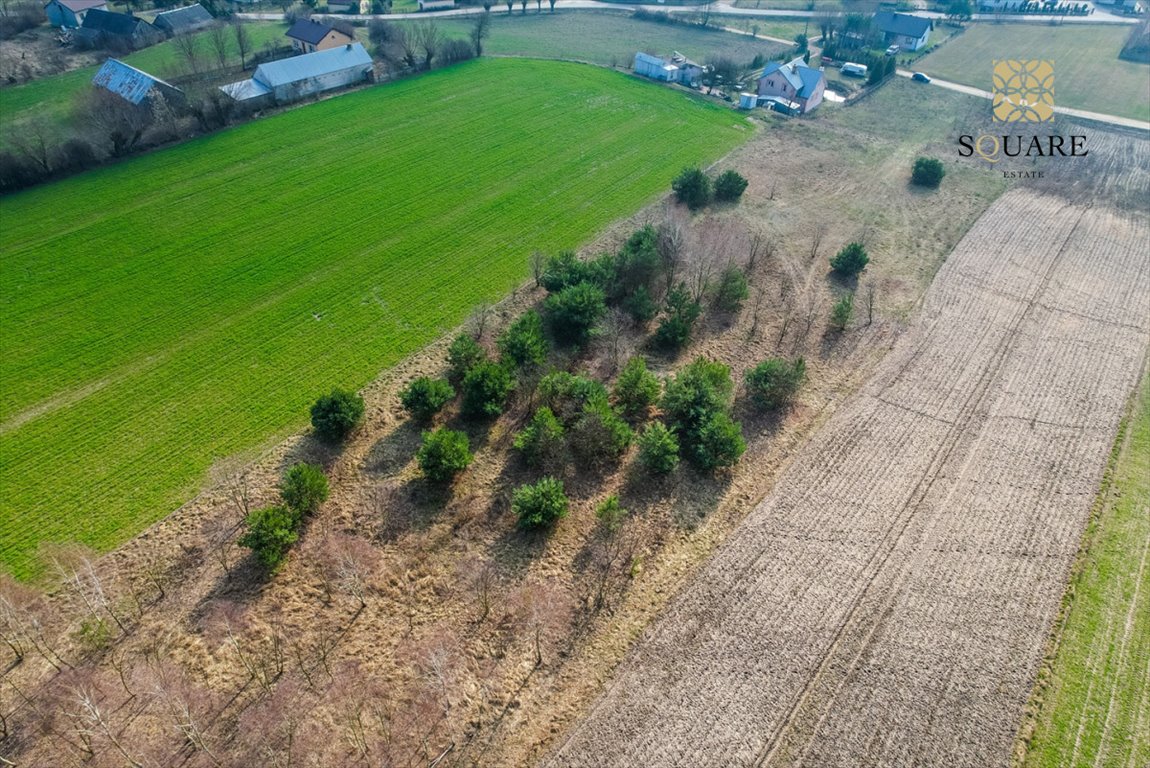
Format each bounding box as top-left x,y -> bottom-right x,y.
918,23 -> 1150,123
0,58 -> 750,579
429,11 -> 790,67
0,23 -> 288,147
1023,374 -> 1150,768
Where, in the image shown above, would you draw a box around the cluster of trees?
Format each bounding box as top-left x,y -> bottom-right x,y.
239,463 -> 330,569
672,166 -> 749,210
368,18 -> 477,71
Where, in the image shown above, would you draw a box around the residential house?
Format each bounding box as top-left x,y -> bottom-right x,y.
418,0 -> 455,9
221,42 -> 372,107
77,9 -> 163,49
153,4 -> 214,36
756,57 -> 826,114
92,58 -> 184,105
872,11 -> 932,51
44,0 -> 106,28
285,18 -> 353,53
668,51 -> 703,86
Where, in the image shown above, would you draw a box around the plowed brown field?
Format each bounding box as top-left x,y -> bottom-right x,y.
546,189 -> 1150,768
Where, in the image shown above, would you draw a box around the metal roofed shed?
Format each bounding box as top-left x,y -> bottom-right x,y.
222,43 -> 373,106
92,58 -> 183,105
153,4 -> 214,36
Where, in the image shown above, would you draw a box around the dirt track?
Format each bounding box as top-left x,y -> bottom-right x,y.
546,188 -> 1150,767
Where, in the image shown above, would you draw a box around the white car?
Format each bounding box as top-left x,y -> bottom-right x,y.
885,45 -> 900,56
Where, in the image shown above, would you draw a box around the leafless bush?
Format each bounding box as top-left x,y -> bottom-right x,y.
75,89 -> 150,157
510,582 -> 573,667
0,1 -> 42,40
457,555 -> 497,622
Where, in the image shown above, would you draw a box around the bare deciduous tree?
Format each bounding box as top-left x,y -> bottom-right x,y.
10,117 -> 54,174
171,31 -> 201,75
457,555 -> 496,622
468,302 -> 493,340
233,19 -> 252,70
207,23 -> 231,70
808,223 -> 826,261
864,280 -> 877,326
530,250 -> 546,288
413,20 -> 441,71
511,582 -> 572,667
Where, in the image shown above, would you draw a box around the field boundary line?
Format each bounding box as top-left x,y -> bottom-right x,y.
1010,362 -> 1149,768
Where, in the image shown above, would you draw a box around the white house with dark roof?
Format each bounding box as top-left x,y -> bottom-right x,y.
44,0 -> 106,28
756,57 -> 826,114
633,51 -> 703,86
872,11 -> 932,51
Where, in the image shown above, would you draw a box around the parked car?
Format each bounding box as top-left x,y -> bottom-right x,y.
841,62 -> 868,77
911,72 -> 931,83
885,44 -> 900,56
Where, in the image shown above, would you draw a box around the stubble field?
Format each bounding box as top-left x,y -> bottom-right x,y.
549,174 -> 1150,765
0,58 -> 749,579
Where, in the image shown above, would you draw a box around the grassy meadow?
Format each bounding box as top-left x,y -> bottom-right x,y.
918,23 -> 1150,122
0,58 -> 751,579
1024,375 -> 1150,768
431,11 -> 791,66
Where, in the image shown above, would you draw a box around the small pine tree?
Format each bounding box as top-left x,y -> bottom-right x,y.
310,389 -> 365,444
447,333 -> 487,384
280,463 -> 329,517
513,477 -> 569,530
713,170 -> 748,202
538,371 -> 609,426
239,505 -> 299,570
595,495 -> 628,534
623,284 -> 658,323
654,283 -> 702,351
690,411 -> 746,470
911,156 -> 946,188
613,356 -> 661,420
513,406 -> 566,467
544,281 -> 607,346
830,291 -> 855,331
417,428 -> 473,483
672,167 -> 712,210
745,357 -> 806,410
461,360 -> 515,419
637,421 -> 680,474
497,310 -> 548,369
829,242 -> 869,277
712,266 -> 749,313
399,377 -> 455,422
570,399 -> 633,466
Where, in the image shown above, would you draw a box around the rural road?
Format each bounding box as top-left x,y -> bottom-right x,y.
545,174 -> 1150,767
237,0 -> 1138,23
894,70 -> 1150,131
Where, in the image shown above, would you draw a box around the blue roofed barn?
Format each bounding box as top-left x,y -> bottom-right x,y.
44,0 -> 107,29
92,58 -> 184,106
220,43 -> 373,107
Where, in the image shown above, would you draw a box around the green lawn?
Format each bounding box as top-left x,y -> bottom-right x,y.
427,11 -> 790,67
0,58 -> 750,579
917,23 -> 1150,123
1023,374 -> 1150,768
0,22 -> 288,147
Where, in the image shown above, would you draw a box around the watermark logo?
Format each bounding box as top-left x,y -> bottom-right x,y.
992,60 -> 1055,123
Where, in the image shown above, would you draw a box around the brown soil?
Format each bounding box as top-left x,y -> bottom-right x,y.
546,180 -> 1150,766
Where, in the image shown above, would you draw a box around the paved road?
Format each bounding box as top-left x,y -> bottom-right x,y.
238,0 -> 1138,23
895,70 -> 1150,131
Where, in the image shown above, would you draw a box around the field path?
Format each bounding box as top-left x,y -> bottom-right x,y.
544,188 -> 1150,767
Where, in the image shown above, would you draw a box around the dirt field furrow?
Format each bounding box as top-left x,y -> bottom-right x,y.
545,189 -> 1150,768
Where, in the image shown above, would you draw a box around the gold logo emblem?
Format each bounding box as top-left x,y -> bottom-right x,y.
992,60 -> 1054,122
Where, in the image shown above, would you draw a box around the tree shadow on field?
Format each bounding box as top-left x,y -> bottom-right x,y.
618,459 -> 730,530
274,433 -> 343,478
363,421 -> 423,478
